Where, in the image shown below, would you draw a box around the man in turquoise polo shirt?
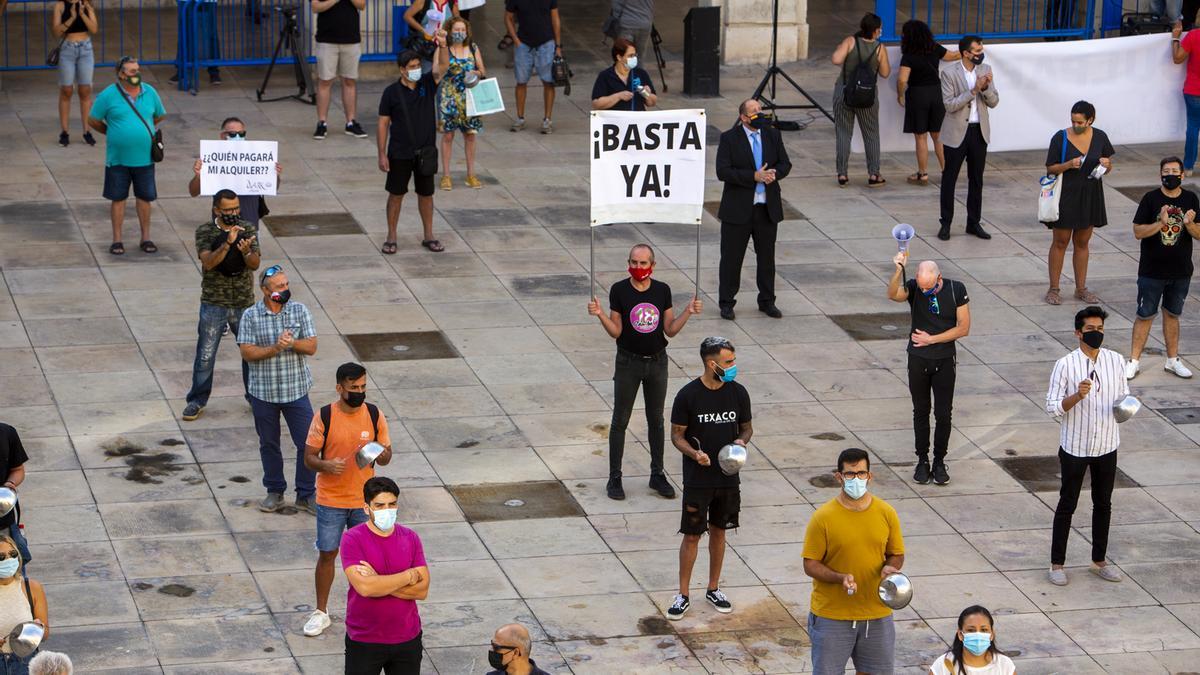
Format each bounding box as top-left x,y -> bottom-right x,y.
88,56 -> 166,256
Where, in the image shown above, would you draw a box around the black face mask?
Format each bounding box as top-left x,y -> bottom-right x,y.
219,213 -> 242,227
344,391 -> 366,408
487,650 -> 507,670
1081,330 -> 1104,349
970,53 -> 985,65
748,114 -> 771,130
1163,174 -> 1183,190
270,289 -> 291,305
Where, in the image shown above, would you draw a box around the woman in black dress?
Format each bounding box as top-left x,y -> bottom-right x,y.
1044,100 -> 1114,305
896,20 -> 958,185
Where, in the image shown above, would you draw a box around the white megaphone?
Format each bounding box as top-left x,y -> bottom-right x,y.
892,223 -> 915,252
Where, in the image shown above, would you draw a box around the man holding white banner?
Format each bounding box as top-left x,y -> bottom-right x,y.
189,117 -> 282,225
715,99 -> 791,320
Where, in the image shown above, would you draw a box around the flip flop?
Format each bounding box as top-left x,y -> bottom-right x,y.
139,240 -> 158,253
421,239 -> 445,253
381,241 -> 398,255
109,241 -> 125,255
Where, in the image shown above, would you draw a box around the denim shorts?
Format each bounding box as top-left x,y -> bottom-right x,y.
808,613 -> 895,675
58,39 -> 94,87
315,504 -> 368,552
1136,275 -> 1190,318
514,40 -> 555,84
103,164 -> 157,202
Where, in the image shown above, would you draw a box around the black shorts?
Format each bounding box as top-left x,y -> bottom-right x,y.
386,157 -> 435,196
679,486 -> 740,535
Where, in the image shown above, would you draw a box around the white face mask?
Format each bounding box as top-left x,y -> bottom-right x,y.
407,68 -> 422,83
626,55 -> 638,69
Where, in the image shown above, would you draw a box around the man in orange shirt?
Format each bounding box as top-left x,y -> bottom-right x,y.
301,362 -> 393,637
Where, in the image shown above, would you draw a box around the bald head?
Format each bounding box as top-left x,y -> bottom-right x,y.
915,261 -> 941,292
494,623 -> 532,655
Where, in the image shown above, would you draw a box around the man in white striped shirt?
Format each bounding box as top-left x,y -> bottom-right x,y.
1044,306 -> 1128,587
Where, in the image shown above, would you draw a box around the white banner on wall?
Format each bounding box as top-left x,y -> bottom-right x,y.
853,32 -> 1187,154
199,140 -> 279,196
589,109 -> 707,226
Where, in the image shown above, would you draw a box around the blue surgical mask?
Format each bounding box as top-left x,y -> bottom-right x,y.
371,507 -> 398,531
922,279 -> 941,296
407,68 -> 422,83
713,363 -> 737,383
626,55 -> 638,69
962,632 -> 991,656
0,558 -> 19,579
842,477 -> 868,500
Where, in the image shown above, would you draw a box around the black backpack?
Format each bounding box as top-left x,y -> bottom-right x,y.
841,38 -> 880,109
319,403 -> 380,459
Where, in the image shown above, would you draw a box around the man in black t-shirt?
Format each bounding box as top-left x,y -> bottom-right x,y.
886,252 -> 971,486
504,0 -> 561,134
378,46 -> 447,255
666,337 -> 752,620
588,244 -> 701,501
0,423 -> 30,563
1127,156 -> 1200,381
311,0 -> 368,140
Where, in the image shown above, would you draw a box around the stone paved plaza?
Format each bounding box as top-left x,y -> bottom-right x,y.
2,1 -> 1200,672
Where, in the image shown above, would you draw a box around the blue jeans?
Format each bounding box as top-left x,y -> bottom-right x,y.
1185,94 -> 1200,171
249,394 -> 315,499
186,302 -> 249,408
1151,0 -> 1184,20
315,504 -> 368,552
0,650 -> 35,675
514,40 -> 555,84
57,39 -> 94,86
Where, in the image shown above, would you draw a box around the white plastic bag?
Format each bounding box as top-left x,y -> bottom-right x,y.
1038,173 -> 1063,223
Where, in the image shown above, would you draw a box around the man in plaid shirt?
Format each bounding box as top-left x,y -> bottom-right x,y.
238,265 -> 320,514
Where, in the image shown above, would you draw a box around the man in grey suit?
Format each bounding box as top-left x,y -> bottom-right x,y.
939,35 -> 999,241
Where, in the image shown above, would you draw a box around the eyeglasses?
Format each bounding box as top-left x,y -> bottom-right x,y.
490,643 -> 516,653
225,130 -> 247,138
840,470 -> 869,480
216,207 -> 240,215
117,55 -> 138,74
928,295 -> 940,314
0,551 -> 20,562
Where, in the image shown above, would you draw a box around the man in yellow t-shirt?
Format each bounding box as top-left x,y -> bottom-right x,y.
802,448 -> 905,675
300,362 -> 393,638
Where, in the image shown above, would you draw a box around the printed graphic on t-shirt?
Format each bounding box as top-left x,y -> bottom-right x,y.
1162,207 -> 1185,246
629,302 -> 661,334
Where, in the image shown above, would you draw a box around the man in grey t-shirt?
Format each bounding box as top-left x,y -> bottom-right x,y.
612,0 -> 653,61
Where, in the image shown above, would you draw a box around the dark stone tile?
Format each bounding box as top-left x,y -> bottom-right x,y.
345,331 -> 460,361
448,481 -> 585,523
1159,407 -> 1200,425
827,312 -> 914,341
263,212 -> 363,237
441,208 -> 535,229
995,455 -> 1140,492
528,205 -> 589,228
0,201 -> 74,227
505,274 -> 591,298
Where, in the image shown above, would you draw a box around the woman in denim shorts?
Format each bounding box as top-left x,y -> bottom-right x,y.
51,0 -> 98,147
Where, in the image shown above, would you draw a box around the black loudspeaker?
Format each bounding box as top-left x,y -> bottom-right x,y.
683,6 -> 720,96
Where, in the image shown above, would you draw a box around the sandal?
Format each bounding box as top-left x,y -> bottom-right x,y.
109,241 -> 125,255
1044,287 -> 1061,305
139,240 -> 157,253
1075,287 -> 1100,303
381,241 -> 398,255
837,175 -> 849,187
906,172 -> 929,185
421,239 -> 445,252
868,175 -> 887,187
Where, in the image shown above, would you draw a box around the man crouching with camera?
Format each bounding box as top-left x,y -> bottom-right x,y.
182,189 -> 261,422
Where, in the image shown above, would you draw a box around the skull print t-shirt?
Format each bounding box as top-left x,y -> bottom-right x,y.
609,278 -> 673,355
1134,187 -> 1199,279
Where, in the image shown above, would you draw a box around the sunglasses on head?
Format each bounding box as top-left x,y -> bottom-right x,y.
260,265 -> 282,285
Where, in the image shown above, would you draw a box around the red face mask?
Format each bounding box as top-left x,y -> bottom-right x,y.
628,266 -> 652,281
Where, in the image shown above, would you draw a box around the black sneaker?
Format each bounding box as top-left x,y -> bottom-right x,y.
168,73 -> 180,84
82,132 -> 96,146
209,71 -> 223,86
666,594 -> 689,620
345,120 -> 368,138
649,474 -> 675,499
313,122 -> 328,140
58,132 -> 69,147
932,461 -> 951,485
705,588 -> 732,614
913,460 -> 931,485
606,476 -> 625,500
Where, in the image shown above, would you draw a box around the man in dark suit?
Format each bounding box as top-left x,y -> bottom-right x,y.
716,98 -> 792,320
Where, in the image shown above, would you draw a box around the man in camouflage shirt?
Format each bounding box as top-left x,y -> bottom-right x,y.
182,189 -> 261,421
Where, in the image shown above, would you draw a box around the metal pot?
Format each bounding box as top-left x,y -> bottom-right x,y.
717,443 -> 747,476
355,442 -> 386,469
463,71 -> 480,88
7,621 -> 43,658
0,488 -> 15,519
1112,395 -> 1141,424
878,572 -> 913,610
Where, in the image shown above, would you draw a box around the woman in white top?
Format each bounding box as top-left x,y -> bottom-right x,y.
0,534 -> 48,674
930,605 -> 1016,675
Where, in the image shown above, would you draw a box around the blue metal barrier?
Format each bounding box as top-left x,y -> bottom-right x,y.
0,0 -> 176,70
877,0 -> 1098,42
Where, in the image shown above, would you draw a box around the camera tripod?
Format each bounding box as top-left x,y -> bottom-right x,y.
650,24 -> 667,93
257,7 -> 316,104
750,0 -> 831,130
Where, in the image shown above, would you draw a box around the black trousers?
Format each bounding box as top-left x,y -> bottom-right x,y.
610,348 -> 669,478
1051,448 -> 1118,566
345,633 -> 423,675
940,123 -> 988,230
908,353 -> 955,460
718,205 -> 777,310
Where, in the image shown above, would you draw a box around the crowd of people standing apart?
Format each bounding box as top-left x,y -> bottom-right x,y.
6,2 -> 1199,674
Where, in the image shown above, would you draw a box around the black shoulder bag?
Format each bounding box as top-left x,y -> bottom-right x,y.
394,81 -> 438,176
120,87 -> 164,163
602,1 -> 625,40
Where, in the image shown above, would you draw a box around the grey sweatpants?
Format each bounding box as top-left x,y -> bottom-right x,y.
808,613 -> 895,675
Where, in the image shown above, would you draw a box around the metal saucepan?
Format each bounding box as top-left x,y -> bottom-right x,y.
355,442 -> 386,469
1112,395 -> 1142,424
717,443 -> 747,476
0,488 -> 15,519
878,572 -> 913,610
463,71 -> 480,88
7,621 -> 43,658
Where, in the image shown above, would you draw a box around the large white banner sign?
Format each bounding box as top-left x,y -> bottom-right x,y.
855,32 -> 1186,154
590,109 -> 706,226
199,140 -> 279,196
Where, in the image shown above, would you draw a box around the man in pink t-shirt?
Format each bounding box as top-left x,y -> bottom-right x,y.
1173,21 -> 1200,173
341,476 -> 430,674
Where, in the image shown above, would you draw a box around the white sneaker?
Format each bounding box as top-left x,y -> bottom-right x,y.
303,609 -> 331,637
1125,359 -> 1140,381
1165,357 -> 1194,379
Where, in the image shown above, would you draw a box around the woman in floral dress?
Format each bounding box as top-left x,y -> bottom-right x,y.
437,16 -> 486,190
